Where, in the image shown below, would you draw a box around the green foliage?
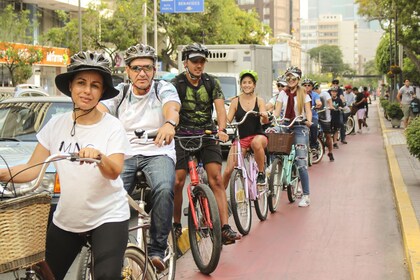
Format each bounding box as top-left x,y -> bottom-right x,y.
380,98 -> 390,110
357,0 -> 420,74
14,65 -> 33,85
308,45 -> 346,76
0,5 -> 38,43
386,102 -> 403,120
375,34 -> 392,74
405,117 -> 420,160
41,0 -> 270,70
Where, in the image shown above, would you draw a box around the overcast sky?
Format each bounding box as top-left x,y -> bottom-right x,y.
301,0 -> 308,19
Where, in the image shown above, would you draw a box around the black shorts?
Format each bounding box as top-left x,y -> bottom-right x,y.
175,138 -> 223,170
319,120 -> 332,134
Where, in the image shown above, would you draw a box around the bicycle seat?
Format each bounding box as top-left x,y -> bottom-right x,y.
135,170 -> 148,190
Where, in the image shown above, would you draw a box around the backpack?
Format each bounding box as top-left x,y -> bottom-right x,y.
411,98 -> 419,114
171,72 -> 215,105
116,81 -> 160,117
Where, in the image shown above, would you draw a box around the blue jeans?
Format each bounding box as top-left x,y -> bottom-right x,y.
122,155 -> 175,259
292,125 -> 310,195
309,118 -> 319,149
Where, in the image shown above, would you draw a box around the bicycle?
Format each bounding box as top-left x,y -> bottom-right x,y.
267,116 -> 305,204
174,132 -> 222,275
77,128 -> 176,280
228,110 -> 268,235
1,153 -> 159,280
308,107 -> 326,165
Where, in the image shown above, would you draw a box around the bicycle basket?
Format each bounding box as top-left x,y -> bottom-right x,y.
267,132 -> 294,154
0,193 -> 51,273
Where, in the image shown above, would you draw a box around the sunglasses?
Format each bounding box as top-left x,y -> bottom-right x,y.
277,84 -> 285,87
286,76 -> 298,82
129,64 -> 154,73
303,84 -> 312,87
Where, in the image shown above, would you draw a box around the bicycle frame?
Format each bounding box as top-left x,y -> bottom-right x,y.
187,154 -> 213,231
232,131 -> 259,201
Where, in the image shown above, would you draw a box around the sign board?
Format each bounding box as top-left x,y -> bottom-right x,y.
161,0 -> 204,14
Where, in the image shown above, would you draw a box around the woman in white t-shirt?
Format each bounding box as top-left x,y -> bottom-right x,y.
274,67 -> 313,208
0,51 -> 131,279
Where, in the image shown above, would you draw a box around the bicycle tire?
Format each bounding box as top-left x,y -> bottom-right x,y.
123,245 -> 157,280
345,116 -> 355,135
287,163 -> 301,203
188,184 -> 222,275
254,177 -> 269,221
268,157 -> 283,213
76,247 -> 91,280
229,169 -> 252,235
311,138 -> 324,164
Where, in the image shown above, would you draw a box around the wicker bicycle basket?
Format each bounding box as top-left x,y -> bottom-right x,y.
267,132 -> 294,154
0,193 -> 51,273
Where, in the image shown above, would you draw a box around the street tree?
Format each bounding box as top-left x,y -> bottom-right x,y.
158,0 -> 270,69
0,5 -> 43,86
356,0 -> 420,73
308,45 -> 346,77
41,0 -> 269,70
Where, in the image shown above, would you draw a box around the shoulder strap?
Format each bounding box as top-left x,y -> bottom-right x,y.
154,79 -> 160,101
173,72 -> 215,103
116,83 -> 130,118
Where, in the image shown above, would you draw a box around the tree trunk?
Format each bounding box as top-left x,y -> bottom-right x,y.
404,48 -> 420,74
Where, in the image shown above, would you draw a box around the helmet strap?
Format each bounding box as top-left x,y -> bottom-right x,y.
185,66 -> 200,81
70,105 -> 97,136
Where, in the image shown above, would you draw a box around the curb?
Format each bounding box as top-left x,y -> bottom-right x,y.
378,102 -> 420,279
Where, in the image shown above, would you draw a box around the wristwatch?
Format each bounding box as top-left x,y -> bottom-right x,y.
165,120 -> 177,127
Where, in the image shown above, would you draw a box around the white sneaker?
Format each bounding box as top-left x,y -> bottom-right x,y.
298,195 -> 310,207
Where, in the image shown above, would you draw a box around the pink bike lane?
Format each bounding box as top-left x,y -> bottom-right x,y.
175,102 -> 408,280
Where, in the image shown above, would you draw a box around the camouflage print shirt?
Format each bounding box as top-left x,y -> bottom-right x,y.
176,73 -> 225,133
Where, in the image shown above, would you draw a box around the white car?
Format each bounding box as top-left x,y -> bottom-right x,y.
14,84 -> 49,97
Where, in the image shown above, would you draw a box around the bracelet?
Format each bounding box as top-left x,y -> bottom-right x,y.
218,128 -> 227,133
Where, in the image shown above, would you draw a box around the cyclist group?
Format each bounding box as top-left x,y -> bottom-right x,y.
0,41 -> 374,279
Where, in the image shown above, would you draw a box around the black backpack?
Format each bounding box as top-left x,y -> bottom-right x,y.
115,81 -> 160,117
171,72 -> 215,104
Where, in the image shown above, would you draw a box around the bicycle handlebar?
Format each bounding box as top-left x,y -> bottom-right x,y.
229,110 -> 260,127
175,132 -> 219,153
0,153 -> 99,197
273,115 -> 306,128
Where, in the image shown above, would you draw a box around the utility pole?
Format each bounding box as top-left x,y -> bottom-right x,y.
78,0 -> 82,51
142,2 -> 147,44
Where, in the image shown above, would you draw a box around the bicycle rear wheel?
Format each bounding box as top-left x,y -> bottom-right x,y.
287,163 -> 302,203
76,247 -> 91,280
122,245 -> 156,280
268,157 -> 283,213
188,184 -> 222,275
229,169 -> 252,235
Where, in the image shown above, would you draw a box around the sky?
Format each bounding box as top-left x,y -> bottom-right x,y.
301,0 -> 308,19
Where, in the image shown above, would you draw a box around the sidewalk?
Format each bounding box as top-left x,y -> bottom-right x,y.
378,101 -> 420,280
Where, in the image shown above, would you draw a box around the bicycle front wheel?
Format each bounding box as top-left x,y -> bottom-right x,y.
122,245 -> 157,280
254,183 -> 268,221
268,157 -> 283,213
229,169 -> 252,235
311,138 -> 324,164
188,184 -> 222,275
287,163 -> 302,203
345,116 -> 355,135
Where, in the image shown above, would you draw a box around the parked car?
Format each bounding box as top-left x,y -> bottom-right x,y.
13,84 -> 49,97
0,96 -> 73,212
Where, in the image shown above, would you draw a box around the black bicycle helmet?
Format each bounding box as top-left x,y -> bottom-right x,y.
284,66 -> 302,79
313,81 -> 320,89
301,78 -> 313,86
276,75 -> 287,87
181,43 -> 210,61
55,51 -> 118,100
124,43 -> 158,65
